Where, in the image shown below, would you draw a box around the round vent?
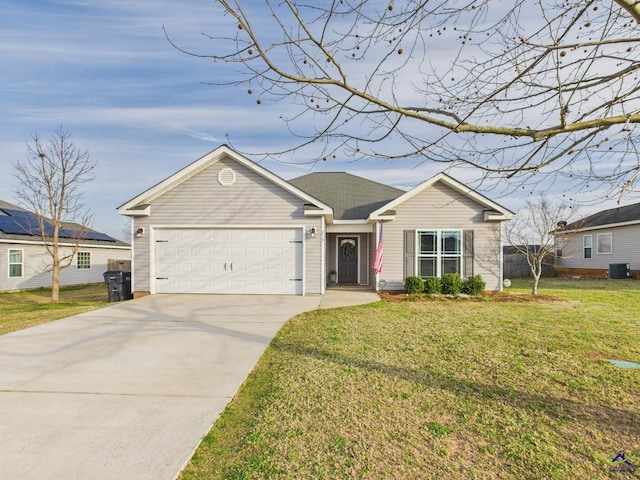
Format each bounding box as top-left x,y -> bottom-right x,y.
218,168 -> 237,186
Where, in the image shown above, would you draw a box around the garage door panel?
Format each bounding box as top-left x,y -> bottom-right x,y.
194,264 -> 210,274
175,264 -> 193,274
155,228 -> 303,294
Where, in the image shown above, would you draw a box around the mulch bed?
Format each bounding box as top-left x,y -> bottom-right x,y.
379,291 -> 564,303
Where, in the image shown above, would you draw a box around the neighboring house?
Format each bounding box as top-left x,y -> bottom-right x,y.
555,202 -> 640,278
0,200 -> 131,292
117,145 -> 514,297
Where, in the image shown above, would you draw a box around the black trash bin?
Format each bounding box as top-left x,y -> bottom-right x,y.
103,270 -> 132,301
609,263 -> 630,279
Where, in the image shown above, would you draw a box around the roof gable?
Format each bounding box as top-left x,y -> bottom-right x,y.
369,172 -> 514,221
118,145 -> 332,216
289,172 -> 404,220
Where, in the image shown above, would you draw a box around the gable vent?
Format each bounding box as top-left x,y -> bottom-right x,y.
218,168 -> 237,186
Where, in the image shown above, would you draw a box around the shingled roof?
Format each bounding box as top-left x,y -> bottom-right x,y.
289,172 -> 404,220
564,201 -> 640,230
0,199 -> 27,212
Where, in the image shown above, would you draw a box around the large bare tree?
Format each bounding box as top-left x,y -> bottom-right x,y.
504,196 -> 575,295
14,125 -> 96,303
172,0 -> 640,200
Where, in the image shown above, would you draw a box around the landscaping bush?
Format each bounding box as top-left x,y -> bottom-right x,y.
424,276 -> 442,294
404,276 -> 425,294
462,275 -> 486,295
441,273 -> 463,295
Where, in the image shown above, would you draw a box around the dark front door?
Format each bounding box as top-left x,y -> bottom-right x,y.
338,237 -> 358,283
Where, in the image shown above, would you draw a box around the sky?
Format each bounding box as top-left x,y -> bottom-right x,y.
1,1 -> 633,241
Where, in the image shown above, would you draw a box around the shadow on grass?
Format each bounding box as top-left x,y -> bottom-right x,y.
272,338 -> 639,435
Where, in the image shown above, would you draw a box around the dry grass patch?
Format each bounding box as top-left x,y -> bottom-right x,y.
180,279 -> 640,479
0,283 -> 108,335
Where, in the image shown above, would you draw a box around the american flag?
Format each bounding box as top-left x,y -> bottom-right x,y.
372,224 -> 384,274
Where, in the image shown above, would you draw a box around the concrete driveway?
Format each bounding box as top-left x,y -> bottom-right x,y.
0,291 -> 378,480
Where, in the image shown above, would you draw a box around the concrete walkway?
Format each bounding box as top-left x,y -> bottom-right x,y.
0,289 -> 378,480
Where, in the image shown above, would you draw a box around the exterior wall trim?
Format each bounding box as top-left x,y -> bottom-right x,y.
0,238 -> 129,249
559,219 -> 640,234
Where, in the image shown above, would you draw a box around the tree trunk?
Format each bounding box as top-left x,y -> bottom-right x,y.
531,260 -> 542,295
51,245 -> 60,304
531,273 -> 540,295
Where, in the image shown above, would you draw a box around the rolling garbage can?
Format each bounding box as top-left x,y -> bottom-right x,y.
103,270 -> 132,301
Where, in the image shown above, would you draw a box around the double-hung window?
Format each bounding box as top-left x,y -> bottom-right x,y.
77,251 -> 91,269
417,230 -> 462,277
583,235 -> 592,259
8,249 -> 23,278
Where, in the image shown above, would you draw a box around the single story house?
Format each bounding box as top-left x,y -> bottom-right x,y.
117,145 -> 514,297
555,201 -> 640,278
0,200 -> 131,292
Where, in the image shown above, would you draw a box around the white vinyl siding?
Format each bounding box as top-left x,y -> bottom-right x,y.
0,243 -> 130,292
558,224 -> 640,272
379,182 -> 503,291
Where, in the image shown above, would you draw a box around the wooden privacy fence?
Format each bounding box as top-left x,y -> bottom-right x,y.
107,259 -> 131,271
503,246 -> 555,278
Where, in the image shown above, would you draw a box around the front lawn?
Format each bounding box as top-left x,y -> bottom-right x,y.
0,283 -> 109,335
180,278 -> 640,479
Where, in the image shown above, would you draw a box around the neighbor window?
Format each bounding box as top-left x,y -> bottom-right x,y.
417,230 -> 462,277
597,233 -> 612,254
77,251 -> 91,269
583,235 -> 592,259
556,237 -> 563,258
8,249 -> 23,278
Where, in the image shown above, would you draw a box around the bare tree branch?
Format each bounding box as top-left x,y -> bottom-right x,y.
13,125 -> 97,303
168,0 -> 640,201
504,196 -> 576,294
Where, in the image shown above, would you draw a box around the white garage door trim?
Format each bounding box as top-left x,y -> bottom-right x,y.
152,227 -> 304,295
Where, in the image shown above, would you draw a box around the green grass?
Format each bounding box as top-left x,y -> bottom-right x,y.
0,283 -> 109,335
179,277 -> 640,479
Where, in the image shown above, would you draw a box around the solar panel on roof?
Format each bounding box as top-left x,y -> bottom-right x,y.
85,232 -> 116,242
0,215 -> 37,235
0,208 -> 116,242
1,208 -> 34,219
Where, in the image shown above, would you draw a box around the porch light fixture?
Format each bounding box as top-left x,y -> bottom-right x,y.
309,227 -> 316,238
136,227 -> 145,238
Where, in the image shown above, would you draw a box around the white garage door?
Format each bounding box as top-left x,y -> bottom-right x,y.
154,228 -> 303,295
